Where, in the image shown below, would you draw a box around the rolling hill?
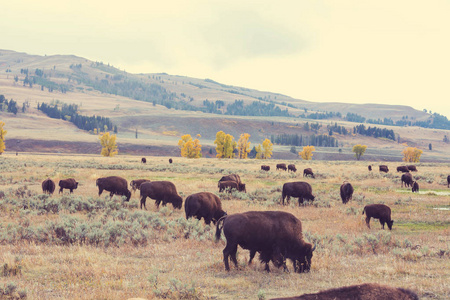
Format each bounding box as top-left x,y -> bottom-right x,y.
0,49 -> 449,162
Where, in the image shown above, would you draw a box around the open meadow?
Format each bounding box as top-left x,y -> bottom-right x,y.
0,153 -> 449,299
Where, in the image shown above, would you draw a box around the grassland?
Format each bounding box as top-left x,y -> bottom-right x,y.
0,153 -> 449,299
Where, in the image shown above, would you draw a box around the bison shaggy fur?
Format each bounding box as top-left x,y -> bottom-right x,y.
407,165 -> 417,172
218,174 -> 241,186
96,176 -> 131,201
261,165 -> 270,171
288,164 -> 297,172
58,178 -> 78,194
276,163 -> 287,171
185,192 -> 226,225
401,172 -> 413,188
340,182 -> 354,204
379,165 -> 389,173
270,283 -> 419,300
42,178 -> 56,195
397,166 -> 410,173
303,168 -> 315,178
219,181 -> 246,193
282,181 -> 315,206
447,175 -> 450,188
363,204 -> 394,230
130,179 -> 151,192
215,211 -> 315,273
139,181 -> 182,210
412,181 -> 419,193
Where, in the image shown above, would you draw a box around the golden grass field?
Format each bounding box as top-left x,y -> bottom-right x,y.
0,153 -> 449,299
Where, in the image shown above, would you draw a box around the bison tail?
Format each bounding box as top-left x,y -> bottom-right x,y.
215,215 -> 227,242
362,207 -> 366,215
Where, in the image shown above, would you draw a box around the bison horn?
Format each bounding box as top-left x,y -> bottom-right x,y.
312,243 -> 316,252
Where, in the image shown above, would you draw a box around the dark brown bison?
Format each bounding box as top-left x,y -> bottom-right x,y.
130,179 -> 151,192
42,178 -> 55,195
401,172 -> 413,188
96,176 -> 131,201
303,168 -> 315,178
141,157 -> 146,163
261,165 -> 270,171
215,211 -> 315,273
407,165 -> 417,172
288,164 -> 297,172
282,182 -> 315,206
58,178 -> 78,194
447,175 -> 449,188
379,165 -> 389,173
270,283 -> 419,300
276,163 -> 287,171
368,165 -> 372,171
412,181 -> 419,193
340,182 -> 354,204
219,181 -> 246,193
185,192 -> 226,225
169,158 -> 173,164
218,174 -> 241,187
363,204 -> 394,230
397,166 -> 410,173
139,181 -> 183,210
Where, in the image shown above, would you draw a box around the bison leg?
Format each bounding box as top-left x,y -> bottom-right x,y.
248,250 -> 256,265
223,243 -> 238,271
98,188 -> 103,196
70,189 -> 73,193
365,217 -> 371,229
140,196 -> 147,210
380,219 -> 385,229
298,197 -> 304,206
59,187 -> 63,194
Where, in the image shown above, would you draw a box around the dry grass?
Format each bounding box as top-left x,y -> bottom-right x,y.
0,153 -> 449,299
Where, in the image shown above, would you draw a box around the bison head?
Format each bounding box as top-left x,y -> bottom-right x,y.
387,220 -> 394,230
238,183 -> 246,193
294,242 -> 315,273
172,195 -> 183,209
125,190 -> 131,202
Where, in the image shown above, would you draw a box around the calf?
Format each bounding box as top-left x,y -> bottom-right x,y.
303,168 -> 315,178
130,179 -> 151,192
363,204 -> 394,230
412,181 -> 419,193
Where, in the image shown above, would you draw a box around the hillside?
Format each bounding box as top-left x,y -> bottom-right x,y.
0,49 -> 449,161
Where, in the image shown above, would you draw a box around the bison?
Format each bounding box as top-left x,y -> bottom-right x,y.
407,165 -> 417,172
363,204 -> 394,230
288,164 -> 297,172
303,168 -> 315,178
219,181 -> 246,193
42,178 -> 55,195
379,165 -> 389,173
269,283 -> 419,300
412,181 -> 419,193
139,181 -> 182,210
58,178 -> 78,194
401,172 -> 413,188
185,192 -> 226,225
96,176 -> 131,201
141,157 -> 146,163
218,174 -> 241,187
215,211 -> 315,273
368,165 -> 372,171
261,165 -> 270,171
276,163 -> 287,171
169,158 -> 173,164
340,182 -> 354,204
282,182 -> 315,206
130,179 -> 151,192
397,166 -> 410,173
447,175 -> 449,188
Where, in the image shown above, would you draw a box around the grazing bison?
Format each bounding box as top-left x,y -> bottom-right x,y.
401,172 -> 413,188
412,181 -> 419,193
379,165 -> 389,173
169,158 -> 173,164
276,163 -> 287,171
397,166 -> 410,173
261,165 -> 270,171
219,181 -> 246,193
368,165 -> 372,171
139,181 -> 182,210
407,165 -> 417,172
269,283 -> 419,300
96,176 -> 131,201
282,182 -> 315,206
130,179 -> 151,192
303,168 -> 315,178
141,157 -> 146,163
363,204 -> 394,230
218,174 -> 241,187
58,178 -> 78,194
447,175 -> 450,188
185,192 -> 226,225
42,178 -> 55,195
340,182 -> 354,204
288,164 -> 297,172
215,211 -> 315,273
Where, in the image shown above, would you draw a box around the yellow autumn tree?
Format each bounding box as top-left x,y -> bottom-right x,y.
178,134 -> 202,158
402,147 -> 423,162
352,144 -> 367,160
261,138 -> 273,159
255,144 -> 262,159
99,132 -> 118,157
299,145 -> 315,160
237,133 -> 251,159
214,131 -> 236,158
0,121 -> 6,154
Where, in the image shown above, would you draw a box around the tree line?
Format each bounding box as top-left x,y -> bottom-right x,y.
271,133 -> 339,147
0,95 -> 19,115
352,124 -> 395,140
37,102 -> 117,133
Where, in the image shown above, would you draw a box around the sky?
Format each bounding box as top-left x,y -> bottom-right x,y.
1,0 -> 450,118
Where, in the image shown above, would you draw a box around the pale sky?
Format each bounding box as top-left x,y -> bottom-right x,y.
1,1 -> 449,118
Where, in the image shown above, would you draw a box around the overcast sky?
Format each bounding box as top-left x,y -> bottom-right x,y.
1,1 -> 449,118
